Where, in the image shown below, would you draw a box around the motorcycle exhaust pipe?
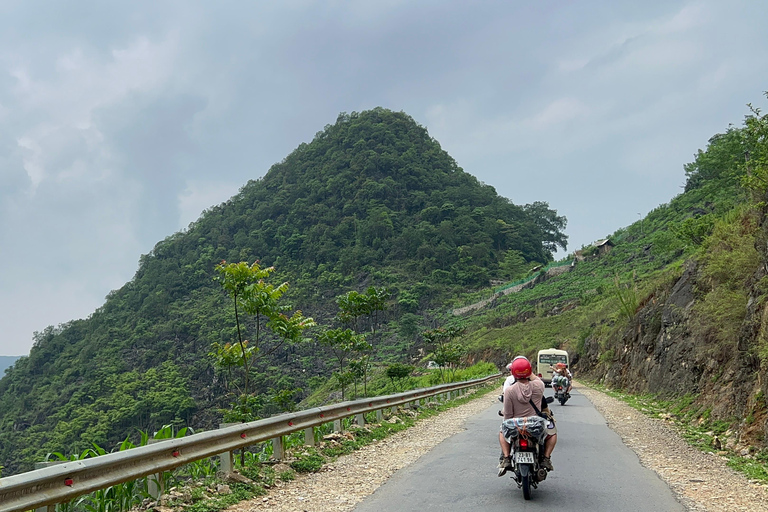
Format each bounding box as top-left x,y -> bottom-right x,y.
537,468 -> 548,481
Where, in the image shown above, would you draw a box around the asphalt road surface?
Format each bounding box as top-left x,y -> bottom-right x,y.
353,389 -> 685,511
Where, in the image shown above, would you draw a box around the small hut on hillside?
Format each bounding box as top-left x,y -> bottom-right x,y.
573,238 -> 615,261
595,239 -> 615,256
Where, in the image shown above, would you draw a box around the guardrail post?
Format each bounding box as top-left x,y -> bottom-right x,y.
304,426 -> 315,446
35,462 -> 65,512
272,436 -> 284,460
147,438 -> 172,499
355,413 -> 365,426
376,409 -> 383,422
334,419 -> 343,432
218,423 -> 237,474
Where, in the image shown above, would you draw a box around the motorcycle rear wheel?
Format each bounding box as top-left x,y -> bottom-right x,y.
522,474 -> 531,500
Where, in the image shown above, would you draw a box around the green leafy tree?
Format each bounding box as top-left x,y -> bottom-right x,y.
270,388 -> 303,413
317,328 -> 369,399
499,249 -> 529,280
741,96 -> 768,203
385,363 -> 413,391
336,286 -> 390,395
422,325 -> 466,383
214,261 -> 315,411
522,201 -> 568,258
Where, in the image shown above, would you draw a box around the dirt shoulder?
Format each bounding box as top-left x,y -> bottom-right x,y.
578,384 -> 768,512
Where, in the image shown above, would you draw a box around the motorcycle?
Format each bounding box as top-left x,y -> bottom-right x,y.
552,376 -> 570,405
500,396 -> 555,500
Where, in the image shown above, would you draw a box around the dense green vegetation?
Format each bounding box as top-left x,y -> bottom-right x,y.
0,356 -> 20,375
0,108 -> 565,475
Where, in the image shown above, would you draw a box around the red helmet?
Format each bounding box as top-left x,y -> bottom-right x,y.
510,357 -> 532,379
506,355 -> 527,373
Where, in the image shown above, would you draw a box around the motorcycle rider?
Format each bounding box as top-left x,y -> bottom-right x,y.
498,356 -> 557,476
552,362 -> 572,396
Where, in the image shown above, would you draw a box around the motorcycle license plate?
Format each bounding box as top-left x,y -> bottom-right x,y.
515,452 -> 535,464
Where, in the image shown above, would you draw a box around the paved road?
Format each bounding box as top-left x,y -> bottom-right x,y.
353,390 -> 684,511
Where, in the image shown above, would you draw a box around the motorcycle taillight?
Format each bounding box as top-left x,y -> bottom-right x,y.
519,438 -> 529,449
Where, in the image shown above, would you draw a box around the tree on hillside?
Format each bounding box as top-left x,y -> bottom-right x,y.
741,97 -> 768,200
336,286 -> 390,396
423,325 -> 466,383
213,261 -> 314,418
684,128 -> 747,192
522,201 -> 568,257
318,328 -> 370,400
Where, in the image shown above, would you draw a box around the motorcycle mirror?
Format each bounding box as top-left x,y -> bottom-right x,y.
545,396 -> 555,403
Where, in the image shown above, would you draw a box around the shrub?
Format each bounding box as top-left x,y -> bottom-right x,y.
290,451 -> 325,473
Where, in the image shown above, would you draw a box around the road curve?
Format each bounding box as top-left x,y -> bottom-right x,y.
353,389 -> 684,511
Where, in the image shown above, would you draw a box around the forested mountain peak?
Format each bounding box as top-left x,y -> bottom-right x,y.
0,107 -> 566,474
183,108 -> 566,280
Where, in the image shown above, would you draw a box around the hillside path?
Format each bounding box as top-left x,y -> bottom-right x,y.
226,383 -> 768,512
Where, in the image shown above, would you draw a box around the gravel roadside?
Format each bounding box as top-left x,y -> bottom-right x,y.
226,383 -> 768,512
578,384 -> 768,512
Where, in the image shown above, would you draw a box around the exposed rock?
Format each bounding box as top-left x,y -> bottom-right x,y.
578,256 -> 768,449
273,462 -> 292,474
219,470 -> 254,484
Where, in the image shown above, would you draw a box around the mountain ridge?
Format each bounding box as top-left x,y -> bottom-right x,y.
0,107 -> 567,475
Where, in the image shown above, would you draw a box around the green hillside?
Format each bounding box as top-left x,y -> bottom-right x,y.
455,98 -> 768,455
0,108 -> 566,475
455,120 -> 749,361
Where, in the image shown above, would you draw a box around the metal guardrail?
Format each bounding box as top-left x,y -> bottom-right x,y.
0,374 -> 500,512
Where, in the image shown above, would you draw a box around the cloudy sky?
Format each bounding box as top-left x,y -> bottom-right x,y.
1,0 -> 767,356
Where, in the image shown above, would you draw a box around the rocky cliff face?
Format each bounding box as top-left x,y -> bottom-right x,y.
579,254 -> 768,449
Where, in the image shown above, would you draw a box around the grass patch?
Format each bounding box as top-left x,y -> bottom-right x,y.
177,482 -> 266,512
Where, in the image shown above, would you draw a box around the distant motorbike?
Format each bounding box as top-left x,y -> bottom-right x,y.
500,397 -> 555,500
552,376 -> 570,405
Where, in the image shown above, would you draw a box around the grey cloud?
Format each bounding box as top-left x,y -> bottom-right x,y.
1,0 -> 768,355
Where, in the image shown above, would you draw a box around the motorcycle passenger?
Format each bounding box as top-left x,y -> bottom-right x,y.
552,362 -> 572,395
498,357 -> 557,476
502,355 -> 527,393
